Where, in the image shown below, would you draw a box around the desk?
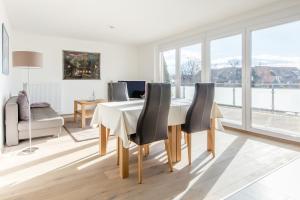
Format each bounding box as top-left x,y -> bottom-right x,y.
91,99 -> 222,178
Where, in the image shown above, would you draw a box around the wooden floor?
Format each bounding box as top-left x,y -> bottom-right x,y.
226,157 -> 300,200
221,106 -> 300,134
1,128 -> 300,200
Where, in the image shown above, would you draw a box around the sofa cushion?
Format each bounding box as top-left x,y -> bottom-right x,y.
31,102 -> 50,108
17,91 -> 29,121
18,107 -> 64,131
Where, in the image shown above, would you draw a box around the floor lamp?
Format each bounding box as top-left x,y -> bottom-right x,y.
13,51 -> 43,154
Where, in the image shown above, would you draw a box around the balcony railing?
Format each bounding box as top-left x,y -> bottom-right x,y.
181,83 -> 300,115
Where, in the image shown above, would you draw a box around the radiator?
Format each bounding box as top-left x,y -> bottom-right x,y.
25,82 -> 62,114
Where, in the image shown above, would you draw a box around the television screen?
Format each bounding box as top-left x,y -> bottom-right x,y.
119,81 -> 146,98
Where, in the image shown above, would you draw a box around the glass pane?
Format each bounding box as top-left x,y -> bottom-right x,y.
210,34 -> 242,125
162,49 -> 176,97
251,21 -> 300,134
180,44 -> 202,99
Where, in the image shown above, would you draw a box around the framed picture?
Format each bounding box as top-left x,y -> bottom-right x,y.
2,23 -> 9,75
63,50 -> 100,80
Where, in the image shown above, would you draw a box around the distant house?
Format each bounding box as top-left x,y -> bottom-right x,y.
252,66 -> 300,87
209,65 -> 300,87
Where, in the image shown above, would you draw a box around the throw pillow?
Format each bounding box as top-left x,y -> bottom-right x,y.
17,91 -> 30,121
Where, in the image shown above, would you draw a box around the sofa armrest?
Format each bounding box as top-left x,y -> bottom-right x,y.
5,97 -> 19,146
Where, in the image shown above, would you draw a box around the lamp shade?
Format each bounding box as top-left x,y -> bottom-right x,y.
13,51 -> 43,68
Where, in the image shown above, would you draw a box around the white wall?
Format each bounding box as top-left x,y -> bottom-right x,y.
0,0 -> 12,152
11,32 -> 139,114
137,0 -> 300,82
138,44 -> 157,82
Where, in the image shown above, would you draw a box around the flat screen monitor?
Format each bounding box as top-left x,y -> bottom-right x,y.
119,80 -> 146,98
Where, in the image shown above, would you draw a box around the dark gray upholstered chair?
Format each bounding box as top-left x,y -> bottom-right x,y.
129,83 -> 173,183
107,82 -> 129,102
182,83 -> 215,165
107,82 -> 129,144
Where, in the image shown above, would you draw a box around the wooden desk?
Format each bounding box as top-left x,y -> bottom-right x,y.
74,99 -> 106,128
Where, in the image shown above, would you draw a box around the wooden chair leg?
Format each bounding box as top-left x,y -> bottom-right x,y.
186,133 -> 191,165
116,137 -> 120,165
144,144 -> 149,156
138,145 -> 143,184
143,145 -> 146,157
184,133 -> 187,144
164,139 -> 173,172
106,128 -> 110,143
207,129 -> 215,158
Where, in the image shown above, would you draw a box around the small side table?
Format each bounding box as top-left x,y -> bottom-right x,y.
74,99 -> 106,128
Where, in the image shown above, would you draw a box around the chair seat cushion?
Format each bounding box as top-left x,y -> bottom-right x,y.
181,123 -> 207,133
18,107 -> 64,131
129,133 -> 139,144
130,133 -> 167,145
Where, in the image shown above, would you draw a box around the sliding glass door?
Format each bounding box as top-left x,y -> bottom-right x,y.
250,21 -> 300,135
210,34 -> 243,125
159,19 -> 300,140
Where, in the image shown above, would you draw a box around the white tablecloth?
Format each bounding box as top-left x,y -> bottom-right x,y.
91,99 -> 223,148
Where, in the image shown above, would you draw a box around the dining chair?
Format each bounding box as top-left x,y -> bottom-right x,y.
107,82 -> 129,149
182,83 -> 215,165
129,83 -> 173,184
107,82 -> 129,102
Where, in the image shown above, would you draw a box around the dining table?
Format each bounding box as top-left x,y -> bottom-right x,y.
91,98 -> 223,178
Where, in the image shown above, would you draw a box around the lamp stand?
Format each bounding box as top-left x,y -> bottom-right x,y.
22,67 -> 38,154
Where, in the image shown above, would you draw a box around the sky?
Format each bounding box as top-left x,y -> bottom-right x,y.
163,20 -> 300,74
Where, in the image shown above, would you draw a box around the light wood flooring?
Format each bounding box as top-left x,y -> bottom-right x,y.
1,128 -> 300,200
226,155 -> 300,200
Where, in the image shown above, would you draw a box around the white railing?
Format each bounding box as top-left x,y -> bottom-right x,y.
181,83 -> 300,115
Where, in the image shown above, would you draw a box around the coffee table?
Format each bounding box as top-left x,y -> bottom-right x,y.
74,99 -> 106,128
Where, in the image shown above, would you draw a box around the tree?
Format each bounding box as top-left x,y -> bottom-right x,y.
227,59 -> 240,68
181,58 -> 201,85
227,59 -> 241,84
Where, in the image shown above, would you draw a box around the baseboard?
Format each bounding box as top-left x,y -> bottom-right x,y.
225,126 -> 300,146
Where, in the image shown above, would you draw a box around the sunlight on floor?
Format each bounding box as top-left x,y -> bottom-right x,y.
1,129 -> 300,200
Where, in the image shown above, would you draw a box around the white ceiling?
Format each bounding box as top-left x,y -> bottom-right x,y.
4,0 -> 281,45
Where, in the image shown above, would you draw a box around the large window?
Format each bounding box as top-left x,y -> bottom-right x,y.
251,21 -> 300,135
159,18 -> 300,141
210,34 -> 242,125
162,43 -> 202,99
180,44 -> 202,99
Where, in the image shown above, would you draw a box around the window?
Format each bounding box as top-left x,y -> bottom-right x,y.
162,49 -> 176,97
161,43 -> 202,99
159,18 -> 300,141
210,34 -> 242,125
180,44 -> 202,99
251,21 -> 300,134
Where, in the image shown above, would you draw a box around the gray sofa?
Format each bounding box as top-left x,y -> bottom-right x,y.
5,96 -> 64,146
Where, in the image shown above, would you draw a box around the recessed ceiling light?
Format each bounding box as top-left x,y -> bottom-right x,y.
109,25 -> 115,29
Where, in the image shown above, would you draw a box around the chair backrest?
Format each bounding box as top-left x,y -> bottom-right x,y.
135,83 -> 171,145
107,82 -> 129,102
183,83 -> 215,133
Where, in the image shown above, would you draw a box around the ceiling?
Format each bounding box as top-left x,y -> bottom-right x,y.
4,0 -> 281,45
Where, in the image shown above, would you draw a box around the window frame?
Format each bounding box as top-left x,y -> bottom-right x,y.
159,37 -> 204,98
157,13 -> 300,142
207,31 -> 245,129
